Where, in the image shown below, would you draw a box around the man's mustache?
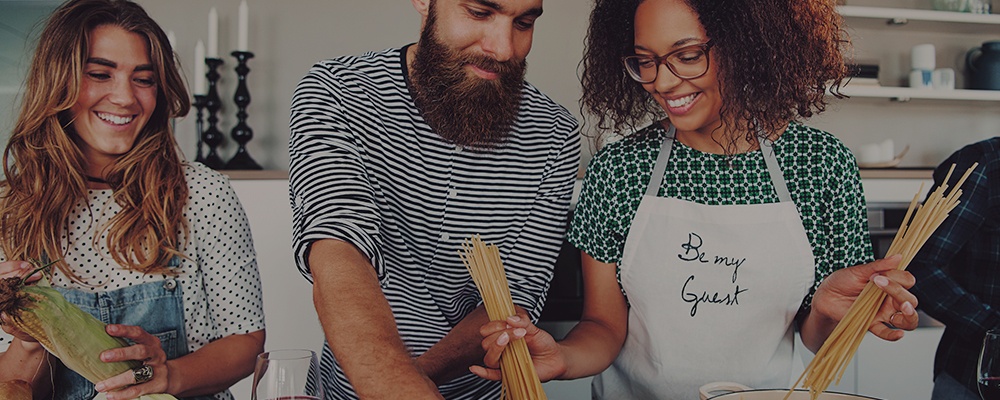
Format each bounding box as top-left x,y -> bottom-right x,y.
461,53 -> 523,78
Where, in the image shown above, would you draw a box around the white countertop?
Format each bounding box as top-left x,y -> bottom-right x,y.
862,177 -> 934,203
223,170 -> 933,205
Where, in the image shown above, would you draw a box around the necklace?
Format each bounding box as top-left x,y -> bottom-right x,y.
85,176 -> 108,184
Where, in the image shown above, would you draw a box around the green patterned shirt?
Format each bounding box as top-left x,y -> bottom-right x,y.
568,122 -> 873,308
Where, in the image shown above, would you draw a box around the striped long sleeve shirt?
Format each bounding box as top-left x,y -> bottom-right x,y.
288,46 -> 580,399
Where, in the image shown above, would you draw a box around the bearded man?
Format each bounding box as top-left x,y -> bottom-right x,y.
288,0 -> 580,398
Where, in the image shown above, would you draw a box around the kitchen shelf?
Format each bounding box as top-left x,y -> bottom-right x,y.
838,5 -> 1000,25
837,85 -> 1000,101
838,5 -> 1000,33
859,168 -> 933,179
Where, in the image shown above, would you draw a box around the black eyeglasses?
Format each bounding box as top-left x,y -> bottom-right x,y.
622,42 -> 713,83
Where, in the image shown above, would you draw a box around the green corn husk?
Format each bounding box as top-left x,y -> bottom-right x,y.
0,273 -> 177,399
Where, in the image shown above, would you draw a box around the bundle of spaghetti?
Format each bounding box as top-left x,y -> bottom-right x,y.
788,163 -> 978,400
459,235 -> 548,400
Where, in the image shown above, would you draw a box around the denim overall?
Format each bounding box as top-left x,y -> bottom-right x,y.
51,257 -> 213,400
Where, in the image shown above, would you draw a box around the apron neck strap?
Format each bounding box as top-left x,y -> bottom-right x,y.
645,123 -> 793,203
645,124 -> 677,197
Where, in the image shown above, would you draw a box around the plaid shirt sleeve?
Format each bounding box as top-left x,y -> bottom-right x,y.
909,141 -> 1000,344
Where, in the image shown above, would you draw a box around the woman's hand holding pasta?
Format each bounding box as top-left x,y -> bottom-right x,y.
791,163 -> 978,400
460,236 -> 548,399
472,311 -> 566,383
812,255 -> 919,340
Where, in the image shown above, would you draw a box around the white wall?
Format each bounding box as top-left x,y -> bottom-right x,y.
134,0 -> 592,172
0,0 -> 592,171
0,1 -> 58,141
137,0 -> 998,170
2,0 -> 996,170
229,179 -> 320,398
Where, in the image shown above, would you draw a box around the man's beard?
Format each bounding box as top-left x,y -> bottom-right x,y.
409,15 -> 526,149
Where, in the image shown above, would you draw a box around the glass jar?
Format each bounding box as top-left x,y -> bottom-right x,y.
968,0 -> 992,13
931,0 -> 969,11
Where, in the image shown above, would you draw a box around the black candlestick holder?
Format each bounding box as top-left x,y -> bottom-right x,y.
193,94 -> 207,163
201,58 -> 226,170
224,51 -> 262,170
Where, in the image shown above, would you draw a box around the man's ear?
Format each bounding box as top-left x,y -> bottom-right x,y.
412,0 -> 431,18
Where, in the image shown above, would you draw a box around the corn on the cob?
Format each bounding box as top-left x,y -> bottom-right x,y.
0,379 -> 31,400
0,275 -> 177,400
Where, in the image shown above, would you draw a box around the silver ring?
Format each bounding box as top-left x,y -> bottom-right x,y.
132,364 -> 153,384
889,311 -> 904,329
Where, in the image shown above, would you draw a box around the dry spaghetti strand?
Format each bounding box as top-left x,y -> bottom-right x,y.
787,163 -> 978,400
459,235 -> 548,400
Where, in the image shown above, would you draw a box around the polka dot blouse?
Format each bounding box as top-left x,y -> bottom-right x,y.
567,122 -> 874,308
0,162 -> 264,400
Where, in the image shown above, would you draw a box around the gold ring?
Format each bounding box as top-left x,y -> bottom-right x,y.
889,311 -> 904,328
132,364 -> 153,384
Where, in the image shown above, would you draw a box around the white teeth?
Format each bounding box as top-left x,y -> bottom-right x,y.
666,93 -> 697,108
97,112 -> 133,125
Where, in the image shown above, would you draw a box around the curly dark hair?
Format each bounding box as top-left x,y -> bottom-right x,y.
581,0 -> 850,151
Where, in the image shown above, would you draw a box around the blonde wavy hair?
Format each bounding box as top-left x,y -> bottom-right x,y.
0,0 -> 191,280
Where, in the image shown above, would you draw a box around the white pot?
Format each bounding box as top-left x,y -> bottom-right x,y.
699,382 -> 882,400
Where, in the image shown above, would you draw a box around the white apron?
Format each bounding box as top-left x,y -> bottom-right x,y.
592,124 -> 816,400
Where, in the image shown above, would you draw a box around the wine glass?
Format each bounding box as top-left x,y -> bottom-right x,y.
978,330 -> 1000,400
251,349 -> 324,400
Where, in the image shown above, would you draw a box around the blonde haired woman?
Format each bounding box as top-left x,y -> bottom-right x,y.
0,1 -> 265,399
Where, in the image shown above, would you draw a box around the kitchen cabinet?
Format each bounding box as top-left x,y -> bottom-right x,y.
535,324 -> 944,400
855,328 -> 945,400
806,3 -> 1000,168
794,326 -> 944,400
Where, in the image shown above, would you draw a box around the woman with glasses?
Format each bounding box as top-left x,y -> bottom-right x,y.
472,0 -> 919,398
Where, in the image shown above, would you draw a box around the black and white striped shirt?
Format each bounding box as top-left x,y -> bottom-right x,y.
289,46 -> 580,399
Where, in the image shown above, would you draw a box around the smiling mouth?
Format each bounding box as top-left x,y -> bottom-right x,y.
666,93 -> 699,108
96,112 -> 134,126
468,64 -> 500,80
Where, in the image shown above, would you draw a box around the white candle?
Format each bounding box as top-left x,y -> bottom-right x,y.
166,30 -> 176,50
237,0 -> 249,52
207,8 -> 218,58
194,40 -> 206,95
